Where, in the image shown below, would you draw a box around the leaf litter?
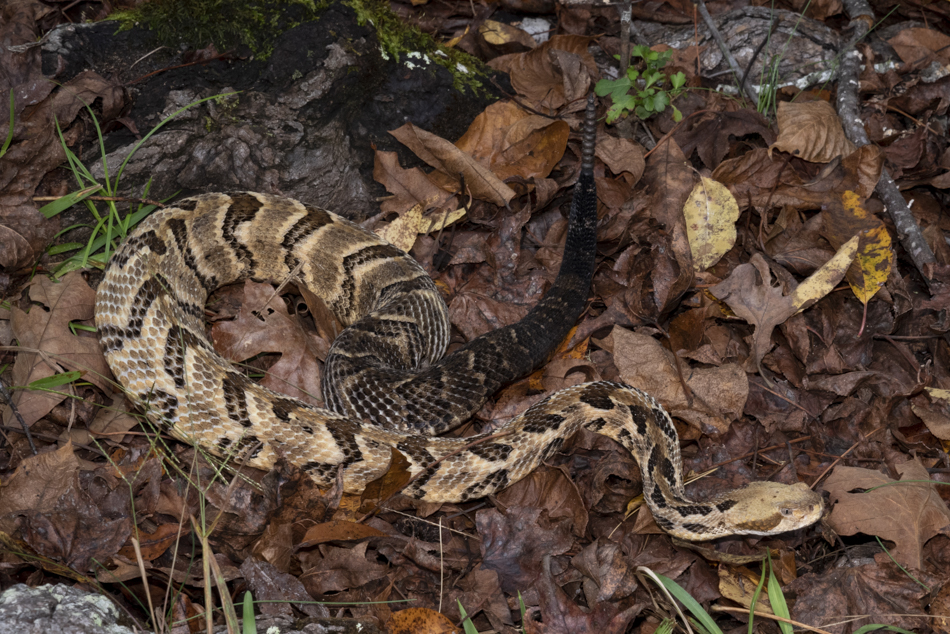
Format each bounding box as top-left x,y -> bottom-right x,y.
1,2 -> 950,634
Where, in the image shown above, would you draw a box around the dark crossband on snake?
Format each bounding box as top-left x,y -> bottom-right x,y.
95,96 -> 823,540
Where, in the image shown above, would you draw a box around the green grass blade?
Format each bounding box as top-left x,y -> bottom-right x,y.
854,626 -> 916,634
655,573 -> 724,634
242,591 -> 257,634
39,185 -> 103,219
26,371 -> 82,390
765,557 -> 793,634
458,600 -> 479,634
1,89 -> 14,158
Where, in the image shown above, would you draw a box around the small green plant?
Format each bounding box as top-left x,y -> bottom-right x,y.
594,46 -> 687,123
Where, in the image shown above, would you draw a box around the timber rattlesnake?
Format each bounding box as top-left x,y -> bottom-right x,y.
94,97 -> 822,540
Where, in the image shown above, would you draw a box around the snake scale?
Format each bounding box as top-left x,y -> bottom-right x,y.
94,97 -> 823,540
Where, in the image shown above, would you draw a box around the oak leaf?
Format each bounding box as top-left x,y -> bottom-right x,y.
824,460 -> 950,570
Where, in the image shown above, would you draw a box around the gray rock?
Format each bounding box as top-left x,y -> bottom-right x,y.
0,584 -> 135,634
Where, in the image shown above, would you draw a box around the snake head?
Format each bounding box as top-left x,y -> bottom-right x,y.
721,481 -> 825,536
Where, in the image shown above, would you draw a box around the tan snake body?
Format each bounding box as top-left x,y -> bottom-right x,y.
94,98 -> 822,540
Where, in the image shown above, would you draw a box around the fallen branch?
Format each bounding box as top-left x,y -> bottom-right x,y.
837,0 -> 938,288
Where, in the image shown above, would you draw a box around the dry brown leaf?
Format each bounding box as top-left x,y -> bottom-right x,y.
912,388 -> 950,441
299,520 -> 388,547
240,558 -> 327,618
641,139 -> 694,313
1,69 -> 125,270
824,460 -> 950,569
373,149 -> 457,215
118,523 -> 181,561
7,273 -> 112,428
211,280 -> 327,406
608,327 -> 747,434
524,554 -> 639,634
358,447 -> 412,514
769,100 -> 856,163
595,134 -> 645,181
389,122 -> 516,207
495,465 -> 589,537
887,28 -> 950,67
299,541 -> 388,594
709,237 -> 858,375
840,144 -> 884,200
571,540 -> 640,603
477,507 -> 573,594
0,442 -> 80,519
489,35 -> 596,113
718,565 -> 775,613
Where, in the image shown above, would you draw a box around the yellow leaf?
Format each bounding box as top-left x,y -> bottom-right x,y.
822,190 -> 894,305
479,20 -> 537,48
376,203 -> 466,252
684,176 -> 740,271
791,234 -> 859,314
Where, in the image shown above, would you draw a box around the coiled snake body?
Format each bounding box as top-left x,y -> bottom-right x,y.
95,100 -> 822,540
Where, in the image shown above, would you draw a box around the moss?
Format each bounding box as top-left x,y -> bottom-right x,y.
110,0 -> 330,60
109,0 -> 490,94
343,0 -> 490,95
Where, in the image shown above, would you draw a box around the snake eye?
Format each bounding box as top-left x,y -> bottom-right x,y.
780,508 -> 794,517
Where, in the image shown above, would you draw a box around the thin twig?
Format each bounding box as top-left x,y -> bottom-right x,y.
693,0 -> 759,105
32,194 -> 166,208
711,606 -> 835,634
0,377 -> 37,455
837,0 -> 938,288
811,427 -> 884,488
